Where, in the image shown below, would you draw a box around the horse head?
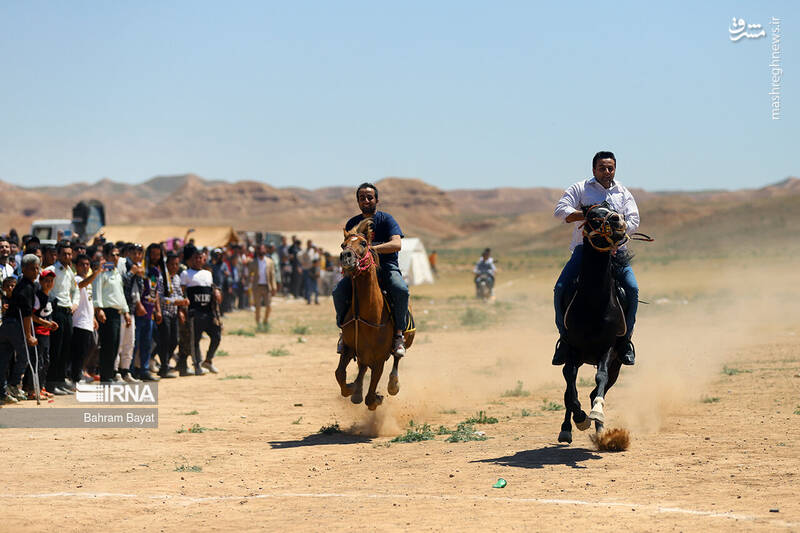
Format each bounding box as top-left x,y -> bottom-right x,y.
582,203 -> 629,252
340,219 -> 376,276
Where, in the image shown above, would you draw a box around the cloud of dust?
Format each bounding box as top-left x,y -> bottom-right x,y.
333,257 -> 799,437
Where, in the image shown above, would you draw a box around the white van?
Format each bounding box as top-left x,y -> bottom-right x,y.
31,219 -> 73,245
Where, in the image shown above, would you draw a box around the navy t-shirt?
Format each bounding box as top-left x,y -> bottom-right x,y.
345,211 -> 403,268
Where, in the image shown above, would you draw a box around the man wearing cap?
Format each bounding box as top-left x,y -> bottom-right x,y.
181,245 -> 222,374
93,243 -> 132,382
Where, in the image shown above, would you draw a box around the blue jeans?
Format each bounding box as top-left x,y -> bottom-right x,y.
333,266 -> 409,332
134,315 -> 154,376
303,269 -> 318,304
553,245 -> 638,339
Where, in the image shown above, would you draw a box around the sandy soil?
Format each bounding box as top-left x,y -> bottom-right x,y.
1,256 -> 799,532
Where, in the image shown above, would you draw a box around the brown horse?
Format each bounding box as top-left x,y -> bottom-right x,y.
334,219 -> 414,410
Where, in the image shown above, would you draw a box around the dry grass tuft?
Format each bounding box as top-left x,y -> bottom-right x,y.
590,428 -> 631,452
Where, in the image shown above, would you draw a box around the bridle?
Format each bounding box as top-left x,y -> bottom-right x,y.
582,204 -> 654,252
339,234 -> 390,360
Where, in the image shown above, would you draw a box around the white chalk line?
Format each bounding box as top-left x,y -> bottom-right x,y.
0,491 -> 797,527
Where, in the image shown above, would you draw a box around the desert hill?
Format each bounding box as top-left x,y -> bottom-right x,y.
1,174 -> 796,256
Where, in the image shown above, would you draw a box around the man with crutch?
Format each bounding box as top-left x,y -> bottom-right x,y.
0,254 -> 40,404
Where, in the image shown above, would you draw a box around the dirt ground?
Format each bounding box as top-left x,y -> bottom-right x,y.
1,255 -> 799,532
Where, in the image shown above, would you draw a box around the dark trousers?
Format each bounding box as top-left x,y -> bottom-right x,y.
303,269 -> 318,304
46,306 -> 73,386
553,245 -> 639,338
158,313 -> 179,373
70,327 -> 94,383
23,334 -> 49,392
332,266 -> 409,330
98,308 -> 121,382
191,311 -> 221,362
0,318 -> 30,389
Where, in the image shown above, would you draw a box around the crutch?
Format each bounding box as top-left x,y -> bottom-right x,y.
188,311 -> 200,372
19,310 -> 40,405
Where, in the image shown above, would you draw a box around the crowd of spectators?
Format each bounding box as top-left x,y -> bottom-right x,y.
0,230 -> 342,404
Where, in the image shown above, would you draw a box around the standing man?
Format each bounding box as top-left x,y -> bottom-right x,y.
0,254 -> 40,403
93,243 -> 132,382
158,252 -> 188,379
332,182 -> 409,357
45,241 -> 79,394
181,245 -> 222,374
298,240 -> 319,305
0,237 -> 14,284
552,151 -> 640,366
71,254 -> 100,387
248,244 -> 276,327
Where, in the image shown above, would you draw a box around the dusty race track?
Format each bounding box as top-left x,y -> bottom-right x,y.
1,256 -> 799,532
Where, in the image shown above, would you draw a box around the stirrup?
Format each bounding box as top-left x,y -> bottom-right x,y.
552,338 -> 568,366
336,334 -> 345,355
392,335 -> 406,357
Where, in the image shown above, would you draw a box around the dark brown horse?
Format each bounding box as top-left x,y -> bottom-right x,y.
334,219 -> 414,410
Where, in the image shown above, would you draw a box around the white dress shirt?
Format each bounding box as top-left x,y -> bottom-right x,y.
554,177 -> 640,251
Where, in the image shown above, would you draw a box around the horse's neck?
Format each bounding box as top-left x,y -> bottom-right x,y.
577,245 -> 614,301
353,268 -> 384,320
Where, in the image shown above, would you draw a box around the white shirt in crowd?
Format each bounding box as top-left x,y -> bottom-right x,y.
0,262 -> 13,283
553,177 -> 640,251
73,275 -> 94,332
298,247 -> 318,270
257,257 -> 268,285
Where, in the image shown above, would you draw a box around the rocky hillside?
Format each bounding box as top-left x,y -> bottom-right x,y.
2,174 -> 796,255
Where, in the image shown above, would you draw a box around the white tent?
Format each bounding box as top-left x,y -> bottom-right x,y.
399,238 -> 434,285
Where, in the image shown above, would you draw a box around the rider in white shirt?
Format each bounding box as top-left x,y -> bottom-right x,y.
552,151 -> 640,366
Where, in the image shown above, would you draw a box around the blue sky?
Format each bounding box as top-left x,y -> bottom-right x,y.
0,1 -> 796,191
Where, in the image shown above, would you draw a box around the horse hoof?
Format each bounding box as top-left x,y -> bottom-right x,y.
575,412 -> 591,431
387,373 -> 399,396
595,421 -> 604,433
588,409 -> 605,424
558,431 -> 572,444
367,394 -> 383,410
351,391 -> 363,404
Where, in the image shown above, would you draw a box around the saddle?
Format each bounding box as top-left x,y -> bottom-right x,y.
380,289 -> 415,333
561,278 -> 629,337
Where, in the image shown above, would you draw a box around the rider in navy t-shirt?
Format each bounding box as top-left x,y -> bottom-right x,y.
333,183 -> 409,357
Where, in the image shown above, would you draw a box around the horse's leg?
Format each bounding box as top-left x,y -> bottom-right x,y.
387,354 -> 400,396
594,358 -> 622,432
335,353 -> 353,397
365,362 -> 385,411
350,362 -> 367,404
588,346 -> 615,428
559,363 -> 579,444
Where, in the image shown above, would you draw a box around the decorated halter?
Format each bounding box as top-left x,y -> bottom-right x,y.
581,204 -> 630,252
355,245 -> 375,274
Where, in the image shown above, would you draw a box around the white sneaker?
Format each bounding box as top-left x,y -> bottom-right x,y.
194,366 -> 208,376
113,373 -> 124,383
201,360 -> 219,374
122,373 -> 140,383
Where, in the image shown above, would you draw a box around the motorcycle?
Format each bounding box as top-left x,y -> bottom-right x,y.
475,273 -> 494,301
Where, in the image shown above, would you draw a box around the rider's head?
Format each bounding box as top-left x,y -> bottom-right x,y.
482,248 -> 491,259
356,183 -> 378,216
592,151 -> 616,190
